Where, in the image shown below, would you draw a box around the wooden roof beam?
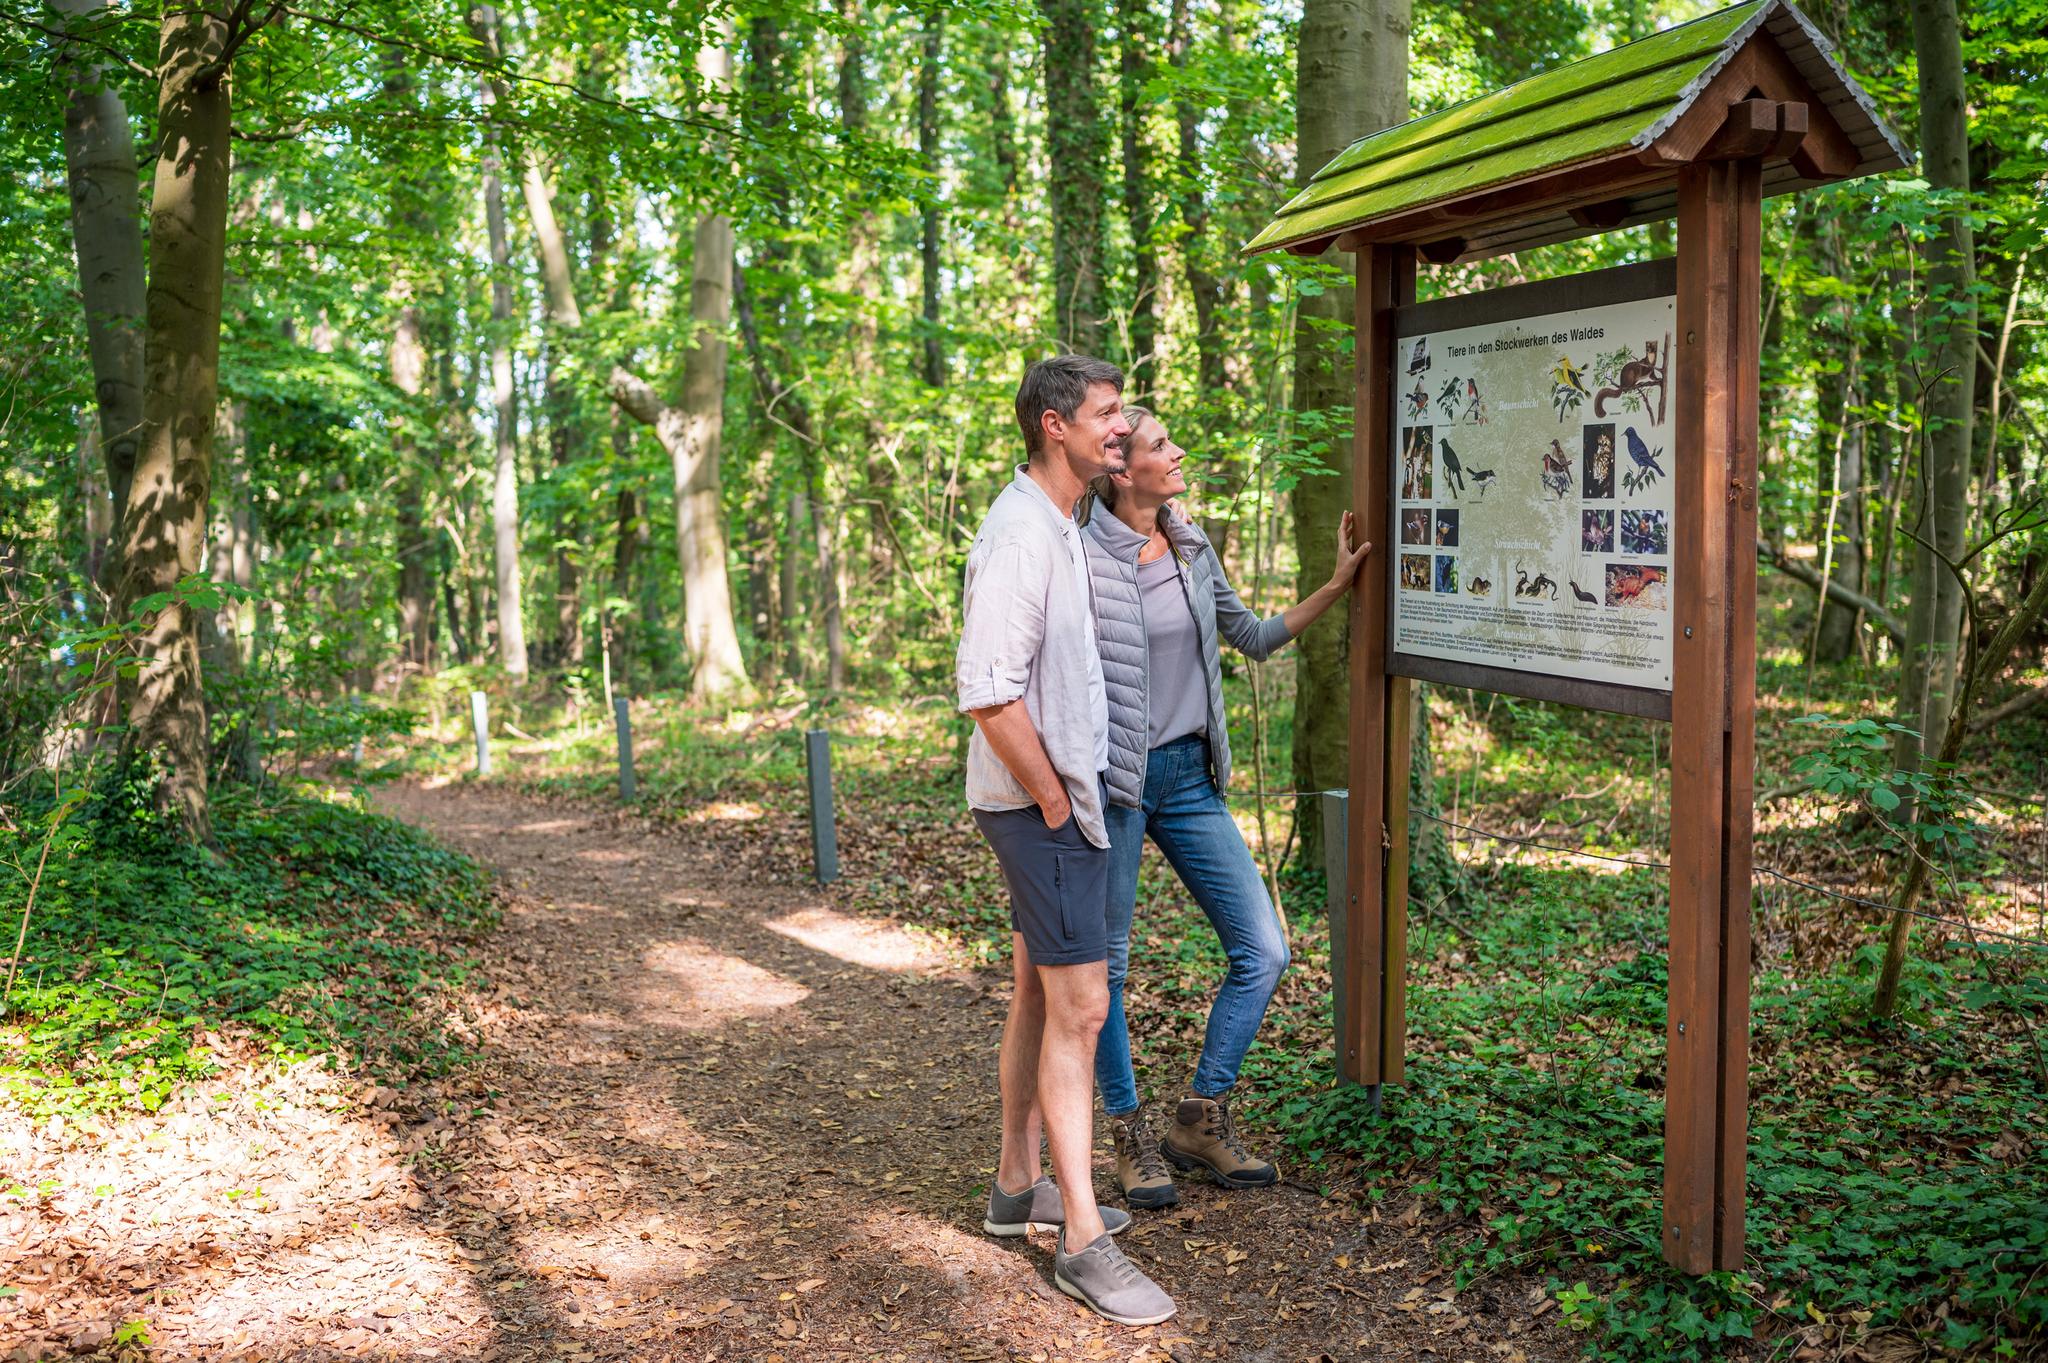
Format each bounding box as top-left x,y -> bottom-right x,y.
1699,98 -> 1808,161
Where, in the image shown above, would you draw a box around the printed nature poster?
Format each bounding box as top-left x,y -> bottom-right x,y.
1391,291 -> 1677,692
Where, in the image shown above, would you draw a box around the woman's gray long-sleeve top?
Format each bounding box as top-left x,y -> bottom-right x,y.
1079,499 -> 1293,809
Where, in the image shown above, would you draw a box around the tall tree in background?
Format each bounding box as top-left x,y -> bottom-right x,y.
473,16 -> 530,681
1040,0 -> 1108,354
54,0 -> 144,573
1813,215 -> 1867,664
1289,0 -> 1409,853
919,7 -> 945,388
1894,0 -> 1977,768
112,0 -> 255,840
1118,0 -> 1157,383
1169,0 -> 1224,404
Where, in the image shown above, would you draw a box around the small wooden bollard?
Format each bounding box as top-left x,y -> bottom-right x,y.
1321,791 -> 1379,1115
614,696 -> 636,801
805,729 -> 838,884
470,690 -> 490,775
350,735 -> 364,765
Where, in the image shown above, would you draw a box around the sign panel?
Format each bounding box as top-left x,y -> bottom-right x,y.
1390,263 -> 1677,708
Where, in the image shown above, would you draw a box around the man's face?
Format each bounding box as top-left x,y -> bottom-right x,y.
1050,382 -> 1131,478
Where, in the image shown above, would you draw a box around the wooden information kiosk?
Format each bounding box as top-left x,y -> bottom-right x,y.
1244,0 -> 1907,1274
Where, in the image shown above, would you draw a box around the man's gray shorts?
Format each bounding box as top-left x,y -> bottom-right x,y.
972,794 -> 1110,967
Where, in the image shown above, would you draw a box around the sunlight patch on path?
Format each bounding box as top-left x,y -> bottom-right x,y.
634,940 -> 810,1026
764,905 -> 944,974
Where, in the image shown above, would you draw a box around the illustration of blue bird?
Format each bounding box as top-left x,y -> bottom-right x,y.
1624,426 -> 1664,477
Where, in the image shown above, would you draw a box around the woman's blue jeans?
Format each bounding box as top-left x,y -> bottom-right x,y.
1096,734 -> 1290,1115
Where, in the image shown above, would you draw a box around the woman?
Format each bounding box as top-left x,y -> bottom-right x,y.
1080,406 -> 1370,1210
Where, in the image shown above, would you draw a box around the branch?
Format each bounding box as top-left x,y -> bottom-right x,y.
281,5 -> 726,134
605,365 -> 666,429
1970,681 -> 2048,733
1755,541 -> 1906,644
3,9 -> 154,78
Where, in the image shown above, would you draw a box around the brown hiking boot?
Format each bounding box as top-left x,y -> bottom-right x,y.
1162,1090 -> 1278,1189
1110,1112 -> 1180,1210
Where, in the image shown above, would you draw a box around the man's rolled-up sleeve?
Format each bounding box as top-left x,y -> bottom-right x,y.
956,539 -> 1046,712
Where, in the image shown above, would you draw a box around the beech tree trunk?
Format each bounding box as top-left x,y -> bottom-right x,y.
1170,0 -> 1224,402
55,0 -> 145,545
1894,0 -> 1977,767
117,0 -> 237,841
1118,0 -> 1157,380
839,4 -> 896,590
1040,0 -> 1108,354
1290,0 -> 1409,862
918,9 -> 945,388
390,296 -> 435,675
479,108 -> 529,679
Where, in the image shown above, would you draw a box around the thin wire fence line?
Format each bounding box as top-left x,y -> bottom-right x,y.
1228,786 -> 2048,953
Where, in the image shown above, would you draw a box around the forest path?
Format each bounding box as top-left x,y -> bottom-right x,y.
370,778 -> 1573,1363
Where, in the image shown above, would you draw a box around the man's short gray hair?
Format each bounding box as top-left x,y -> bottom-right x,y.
1016,355 -> 1125,459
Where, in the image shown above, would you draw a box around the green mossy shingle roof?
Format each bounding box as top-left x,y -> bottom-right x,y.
1245,0 -> 1907,259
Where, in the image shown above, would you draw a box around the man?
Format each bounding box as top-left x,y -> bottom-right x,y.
957,355 -> 1176,1327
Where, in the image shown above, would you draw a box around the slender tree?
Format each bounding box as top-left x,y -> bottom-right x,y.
1289,0 -> 1409,854
919,8 -> 945,387
54,0 -> 145,560
1894,0 -> 1977,765
1040,0 -> 1109,354
475,34 -> 530,680
1118,0 -> 1157,381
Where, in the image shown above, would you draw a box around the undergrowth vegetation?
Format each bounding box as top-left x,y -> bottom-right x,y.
1,779 -> 494,1120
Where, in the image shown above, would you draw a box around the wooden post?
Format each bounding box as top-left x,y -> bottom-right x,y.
469,690 -> 490,776
805,729 -> 839,884
1666,156 -> 1760,1274
614,696 -> 636,801
1341,243 -> 1414,1088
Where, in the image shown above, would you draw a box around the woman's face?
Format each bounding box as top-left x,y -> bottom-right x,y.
1116,414 -> 1186,501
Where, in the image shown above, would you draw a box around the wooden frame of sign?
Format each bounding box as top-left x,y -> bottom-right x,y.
1248,1 -> 1909,1277
1342,164 -> 1762,1275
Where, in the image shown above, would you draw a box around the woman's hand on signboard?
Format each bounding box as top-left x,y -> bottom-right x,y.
1280,511 -> 1374,638
1328,510 -> 1374,591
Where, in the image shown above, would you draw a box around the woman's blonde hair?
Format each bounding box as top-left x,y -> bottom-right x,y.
1087,404 -> 1156,513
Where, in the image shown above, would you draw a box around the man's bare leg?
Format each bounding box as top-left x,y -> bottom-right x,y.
1036,958 -> 1111,1246
996,931 -> 1047,1195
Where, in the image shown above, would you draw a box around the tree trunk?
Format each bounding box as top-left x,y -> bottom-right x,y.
502,8 -> 746,697
476,35 -> 529,680
1894,0 -> 1977,766
733,262 -> 845,691
919,9 -> 945,387
117,0 -> 237,841
1290,0 -> 1408,863
1040,0 -> 1108,354
55,0 -> 145,540
546,350 -> 585,668
1170,0 -> 1224,402
1813,216 -> 1868,664
839,3 -> 896,593
391,298 -> 434,675
1118,0 -> 1157,382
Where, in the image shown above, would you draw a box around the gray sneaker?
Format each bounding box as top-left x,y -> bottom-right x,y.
1054,1228 -> 1176,1326
982,1177 -> 1132,1238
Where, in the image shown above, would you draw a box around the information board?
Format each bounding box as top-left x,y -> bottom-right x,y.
1388,261 -> 1678,717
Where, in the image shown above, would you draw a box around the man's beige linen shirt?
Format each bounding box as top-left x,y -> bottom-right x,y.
956,468 -> 1111,849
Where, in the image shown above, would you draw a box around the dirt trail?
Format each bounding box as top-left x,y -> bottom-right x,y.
353,778 -> 1573,1363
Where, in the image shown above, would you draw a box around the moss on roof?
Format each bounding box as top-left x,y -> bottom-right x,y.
1244,0 -> 1904,257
